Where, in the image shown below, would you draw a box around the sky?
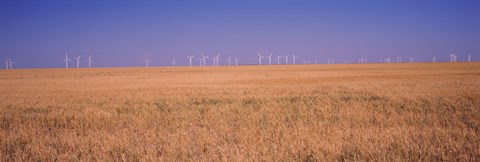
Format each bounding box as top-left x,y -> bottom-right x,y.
1,0 -> 479,68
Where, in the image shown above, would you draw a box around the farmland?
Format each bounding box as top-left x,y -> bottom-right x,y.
0,63 -> 479,161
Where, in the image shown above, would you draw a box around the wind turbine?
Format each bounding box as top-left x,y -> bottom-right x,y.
266,54 -> 273,65
87,56 -> 93,68
186,55 -> 194,67
144,58 -> 150,68
213,53 -> 220,66
449,54 -> 455,63
227,56 -> 231,66
8,58 -> 14,69
201,54 -> 208,66
172,58 -> 176,66
468,54 -> 471,62
291,55 -> 298,65
284,55 -> 289,64
64,53 -> 71,69
276,55 -> 281,65
257,52 -> 264,66
433,56 -> 436,63
73,55 -> 82,68
235,57 -> 239,66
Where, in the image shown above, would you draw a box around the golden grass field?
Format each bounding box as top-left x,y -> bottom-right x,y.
1,63 -> 479,161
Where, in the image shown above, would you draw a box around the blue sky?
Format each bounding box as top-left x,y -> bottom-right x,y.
1,0 -> 479,68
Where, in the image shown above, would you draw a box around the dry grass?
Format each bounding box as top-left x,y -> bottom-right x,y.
1,63 -> 479,161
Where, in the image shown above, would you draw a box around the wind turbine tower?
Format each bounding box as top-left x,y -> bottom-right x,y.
433,56 -> 436,63
275,55 -> 282,65
187,55 -> 194,67
213,53 -> 220,66
172,58 -> 176,66
87,56 -> 93,68
235,57 -> 239,66
257,53 -> 264,66
144,58 -> 150,68
468,54 -> 471,62
228,57 -> 231,66
201,54 -> 208,66
64,53 -> 71,69
292,55 -> 298,65
73,55 -> 82,68
266,54 -> 273,65
8,58 -> 14,69
284,55 -> 289,64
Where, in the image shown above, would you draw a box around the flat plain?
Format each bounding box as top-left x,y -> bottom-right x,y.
1,63 -> 479,161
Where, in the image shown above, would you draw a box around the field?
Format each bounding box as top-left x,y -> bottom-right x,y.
1,63 -> 479,161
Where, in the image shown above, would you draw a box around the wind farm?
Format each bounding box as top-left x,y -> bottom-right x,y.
1,0 -> 480,161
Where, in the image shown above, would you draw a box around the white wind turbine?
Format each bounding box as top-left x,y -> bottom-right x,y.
284,55 -> 289,64
432,56 -> 436,63
213,53 -> 220,66
266,54 -> 273,65
73,55 -> 82,68
235,57 -> 239,66
172,58 -> 176,66
187,55 -> 194,67
64,53 -> 71,69
201,54 -> 208,66
211,57 -> 216,66
144,58 -> 150,68
257,52 -> 264,66
227,56 -> 231,66
449,54 -> 455,63
329,58 -> 335,64
8,58 -> 14,69
468,54 -> 471,62
87,56 -> 93,68
276,55 -> 281,65
291,55 -> 298,65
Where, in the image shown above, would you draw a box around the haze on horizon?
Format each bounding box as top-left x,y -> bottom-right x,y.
1,0 -> 479,68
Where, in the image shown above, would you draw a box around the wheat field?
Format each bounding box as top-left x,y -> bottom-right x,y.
0,63 -> 479,161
